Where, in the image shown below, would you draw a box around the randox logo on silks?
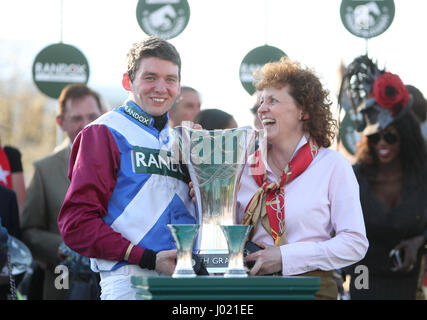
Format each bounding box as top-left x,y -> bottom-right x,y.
340,0 -> 395,39
132,146 -> 187,182
123,103 -> 152,127
136,0 -> 190,40
32,43 -> 90,99
239,45 -> 286,95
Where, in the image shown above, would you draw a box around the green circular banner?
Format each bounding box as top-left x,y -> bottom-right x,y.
32,43 -> 90,99
136,0 -> 190,40
340,0 -> 395,39
239,45 -> 286,95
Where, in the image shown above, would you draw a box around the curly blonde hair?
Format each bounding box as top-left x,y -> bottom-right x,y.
254,57 -> 337,148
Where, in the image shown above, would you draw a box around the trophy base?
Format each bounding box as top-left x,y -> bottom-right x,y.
172,268 -> 197,278
224,268 -> 248,278
197,249 -> 229,274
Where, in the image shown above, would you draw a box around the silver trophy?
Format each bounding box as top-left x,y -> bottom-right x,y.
172,126 -> 257,273
220,225 -> 252,277
167,224 -> 199,278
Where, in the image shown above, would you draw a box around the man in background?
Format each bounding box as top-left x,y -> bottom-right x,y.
250,90 -> 262,130
21,84 -> 103,299
169,86 -> 201,127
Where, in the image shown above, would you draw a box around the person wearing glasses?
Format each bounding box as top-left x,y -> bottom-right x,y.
339,56 -> 427,299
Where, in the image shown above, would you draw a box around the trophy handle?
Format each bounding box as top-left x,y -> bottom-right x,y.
221,225 -> 252,278
168,224 -> 199,278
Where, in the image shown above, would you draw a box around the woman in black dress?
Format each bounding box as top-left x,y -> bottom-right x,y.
339,56 -> 427,299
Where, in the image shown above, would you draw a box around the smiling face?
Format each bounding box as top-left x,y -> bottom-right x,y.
369,126 -> 401,164
122,57 -> 181,116
257,85 -> 305,144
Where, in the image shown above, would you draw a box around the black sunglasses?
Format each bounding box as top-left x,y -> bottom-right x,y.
368,131 -> 399,145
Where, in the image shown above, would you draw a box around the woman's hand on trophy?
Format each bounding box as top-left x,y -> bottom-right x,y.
245,242 -> 282,275
155,249 -> 177,275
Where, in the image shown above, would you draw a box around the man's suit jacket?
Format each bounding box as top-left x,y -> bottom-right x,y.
21,139 -> 71,300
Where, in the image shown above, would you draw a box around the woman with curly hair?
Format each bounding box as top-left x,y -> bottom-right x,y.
340,56 -> 427,300
236,57 -> 368,299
